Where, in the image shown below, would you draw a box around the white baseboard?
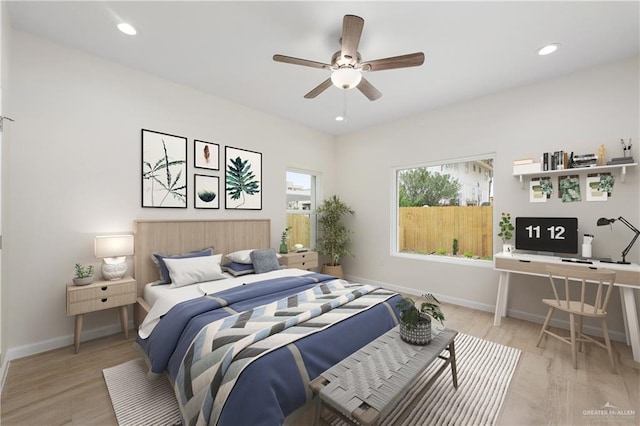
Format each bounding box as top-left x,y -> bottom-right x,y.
0,320 -> 134,394
345,274 -> 627,343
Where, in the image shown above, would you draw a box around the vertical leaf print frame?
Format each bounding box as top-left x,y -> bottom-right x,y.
225,146 -> 262,210
141,129 -> 187,208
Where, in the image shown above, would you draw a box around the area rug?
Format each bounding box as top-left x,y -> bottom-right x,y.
377,332 -> 521,426
103,359 -> 180,426
103,333 -> 520,426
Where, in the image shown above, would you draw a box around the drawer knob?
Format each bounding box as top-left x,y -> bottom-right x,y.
101,286 -> 108,291
101,298 -> 108,303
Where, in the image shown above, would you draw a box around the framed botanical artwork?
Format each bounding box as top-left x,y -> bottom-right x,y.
194,140 -> 219,170
225,146 -> 262,210
194,174 -> 220,209
586,173 -> 615,202
141,129 -> 187,208
529,177 -> 552,203
558,175 -> 581,203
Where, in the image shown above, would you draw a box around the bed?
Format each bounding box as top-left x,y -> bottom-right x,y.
132,219 -> 402,425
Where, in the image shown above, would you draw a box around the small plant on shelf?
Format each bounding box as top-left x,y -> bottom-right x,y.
497,212 -> 514,243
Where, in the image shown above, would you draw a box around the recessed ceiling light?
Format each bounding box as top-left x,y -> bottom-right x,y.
117,23 -> 137,36
538,43 -> 560,56
335,115 -> 345,122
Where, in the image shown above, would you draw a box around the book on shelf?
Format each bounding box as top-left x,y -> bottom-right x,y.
513,158 -> 534,165
606,157 -> 635,165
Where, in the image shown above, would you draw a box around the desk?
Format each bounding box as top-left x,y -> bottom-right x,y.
493,252 -> 640,363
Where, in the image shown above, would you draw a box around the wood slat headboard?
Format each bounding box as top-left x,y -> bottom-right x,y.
133,219 -> 271,297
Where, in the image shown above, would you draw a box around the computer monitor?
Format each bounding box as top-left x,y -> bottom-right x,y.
515,217 -> 579,254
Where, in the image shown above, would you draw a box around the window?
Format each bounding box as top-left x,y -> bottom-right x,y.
286,169 -> 319,250
393,154 -> 494,262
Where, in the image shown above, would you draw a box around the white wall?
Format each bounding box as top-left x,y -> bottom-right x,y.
336,56 -> 640,336
4,31 -> 336,356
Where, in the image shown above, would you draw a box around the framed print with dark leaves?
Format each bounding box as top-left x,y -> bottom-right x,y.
194,140 -> 219,170
225,146 -> 262,210
141,129 -> 187,208
194,174 -> 220,209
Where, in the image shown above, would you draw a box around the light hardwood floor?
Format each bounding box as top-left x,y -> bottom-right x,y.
1,302 -> 638,425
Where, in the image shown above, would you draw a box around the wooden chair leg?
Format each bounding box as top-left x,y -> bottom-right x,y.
577,315 -> 584,353
569,313 -> 577,369
601,317 -> 616,374
537,307 -> 554,347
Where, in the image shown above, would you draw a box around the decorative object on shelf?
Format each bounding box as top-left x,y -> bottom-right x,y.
280,227 -> 291,254
194,175 -> 219,209
596,144 -> 606,166
558,175 -> 581,202
95,235 -> 134,280
396,293 -> 445,345
141,129 -> 187,208
73,263 -> 94,286
194,140 -> 220,170
498,212 -> 515,254
607,139 -> 634,165
597,217 -> 639,264
316,195 -> 354,279
225,146 -> 262,210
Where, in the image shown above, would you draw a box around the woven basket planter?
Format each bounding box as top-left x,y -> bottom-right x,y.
399,314 -> 432,345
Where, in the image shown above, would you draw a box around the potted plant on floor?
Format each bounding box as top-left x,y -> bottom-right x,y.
73,263 -> 95,286
397,293 -> 445,345
315,195 -> 354,279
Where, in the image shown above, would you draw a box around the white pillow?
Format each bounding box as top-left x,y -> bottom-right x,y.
226,249 -> 281,264
226,249 -> 255,264
164,254 -> 225,288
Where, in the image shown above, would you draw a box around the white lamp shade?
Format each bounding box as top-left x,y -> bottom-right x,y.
331,67 -> 362,90
95,235 -> 134,258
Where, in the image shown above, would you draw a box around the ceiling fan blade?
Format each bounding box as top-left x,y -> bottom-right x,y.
273,54 -> 331,70
361,52 -> 425,72
304,78 -> 333,99
357,77 -> 382,101
341,15 -> 364,62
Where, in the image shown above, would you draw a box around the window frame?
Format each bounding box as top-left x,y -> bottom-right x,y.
286,168 -> 321,249
390,153 -> 495,267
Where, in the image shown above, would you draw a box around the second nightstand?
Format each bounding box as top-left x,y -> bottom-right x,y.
278,251 -> 318,270
66,276 -> 136,353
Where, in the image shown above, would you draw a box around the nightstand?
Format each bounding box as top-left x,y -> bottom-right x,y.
66,276 -> 136,353
278,251 -> 318,270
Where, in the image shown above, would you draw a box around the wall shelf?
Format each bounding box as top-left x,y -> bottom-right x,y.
514,163 -> 637,188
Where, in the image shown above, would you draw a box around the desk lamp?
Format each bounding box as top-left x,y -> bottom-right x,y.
95,235 -> 134,280
597,217 -> 639,264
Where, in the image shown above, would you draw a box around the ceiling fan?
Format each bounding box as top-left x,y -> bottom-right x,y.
273,14 -> 425,101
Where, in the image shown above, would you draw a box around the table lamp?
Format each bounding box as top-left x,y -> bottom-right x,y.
596,217 -> 639,264
95,235 -> 134,280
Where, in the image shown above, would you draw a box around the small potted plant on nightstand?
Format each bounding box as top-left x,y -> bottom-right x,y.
280,227 -> 291,254
397,293 -> 445,345
73,263 -> 94,286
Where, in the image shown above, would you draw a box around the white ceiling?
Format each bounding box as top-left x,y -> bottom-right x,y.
7,1 -> 640,135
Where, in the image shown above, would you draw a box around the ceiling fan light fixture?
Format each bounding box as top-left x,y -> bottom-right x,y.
331,67 -> 362,90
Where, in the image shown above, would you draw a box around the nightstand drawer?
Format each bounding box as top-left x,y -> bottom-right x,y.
68,292 -> 137,316
67,280 -> 136,303
279,251 -> 318,270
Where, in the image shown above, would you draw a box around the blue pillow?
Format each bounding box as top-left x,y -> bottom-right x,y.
221,262 -> 255,277
250,248 -> 282,274
151,247 -> 214,285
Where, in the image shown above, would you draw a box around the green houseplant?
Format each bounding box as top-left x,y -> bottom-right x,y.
73,263 -> 94,286
315,195 -> 354,279
498,212 -> 515,254
280,227 -> 291,254
396,293 -> 445,345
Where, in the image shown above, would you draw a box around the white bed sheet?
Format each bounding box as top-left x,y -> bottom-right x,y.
138,268 -> 311,339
